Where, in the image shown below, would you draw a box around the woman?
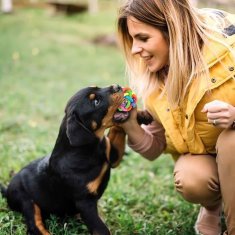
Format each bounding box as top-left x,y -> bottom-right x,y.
117,0 -> 235,234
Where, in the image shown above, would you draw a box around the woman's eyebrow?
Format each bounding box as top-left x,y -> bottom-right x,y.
133,33 -> 149,38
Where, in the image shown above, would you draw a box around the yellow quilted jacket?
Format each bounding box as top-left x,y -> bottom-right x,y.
146,12 -> 235,158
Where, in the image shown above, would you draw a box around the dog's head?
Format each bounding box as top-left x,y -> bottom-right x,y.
65,85 -> 123,146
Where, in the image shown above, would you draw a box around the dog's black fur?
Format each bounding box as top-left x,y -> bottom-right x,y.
0,85 -> 153,235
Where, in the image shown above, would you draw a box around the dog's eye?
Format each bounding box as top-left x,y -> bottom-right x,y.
93,99 -> 100,106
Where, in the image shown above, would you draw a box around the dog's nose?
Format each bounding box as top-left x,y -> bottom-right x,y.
112,84 -> 122,93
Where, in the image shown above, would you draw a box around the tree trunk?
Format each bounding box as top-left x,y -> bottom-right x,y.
1,0 -> 13,13
88,0 -> 98,14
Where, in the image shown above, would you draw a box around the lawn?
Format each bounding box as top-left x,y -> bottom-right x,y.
1,1 -> 230,234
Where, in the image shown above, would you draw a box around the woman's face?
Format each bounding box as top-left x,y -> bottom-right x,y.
127,16 -> 169,72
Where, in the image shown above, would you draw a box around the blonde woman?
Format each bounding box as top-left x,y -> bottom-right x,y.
117,0 -> 235,234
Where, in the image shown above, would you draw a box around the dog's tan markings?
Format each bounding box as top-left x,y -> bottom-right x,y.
105,136 -> 111,162
91,121 -> 97,130
89,93 -> 96,100
34,204 -> 50,235
75,213 -> 81,220
87,163 -> 109,195
108,126 -> 126,168
95,107 -> 113,139
87,92 -> 125,194
93,230 -> 110,235
95,92 -> 123,139
87,137 -> 111,195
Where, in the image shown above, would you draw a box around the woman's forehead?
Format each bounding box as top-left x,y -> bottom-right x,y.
127,16 -> 160,35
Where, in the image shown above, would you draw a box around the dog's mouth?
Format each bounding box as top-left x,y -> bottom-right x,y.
113,110 -> 130,123
108,86 -> 130,123
100,85 -> 127,125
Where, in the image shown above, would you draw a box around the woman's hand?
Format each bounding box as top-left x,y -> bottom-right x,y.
116,107 -> 148,147
201,100 -> 235,129
118,108 -> 139,133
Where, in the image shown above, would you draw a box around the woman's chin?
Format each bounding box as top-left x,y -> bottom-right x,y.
148,64 -> 166,73
148,66 -> 159,73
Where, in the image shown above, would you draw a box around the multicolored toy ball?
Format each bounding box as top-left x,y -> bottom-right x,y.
118,87 -> 137,112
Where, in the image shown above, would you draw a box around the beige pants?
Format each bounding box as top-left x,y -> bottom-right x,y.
174,129 -> 235,235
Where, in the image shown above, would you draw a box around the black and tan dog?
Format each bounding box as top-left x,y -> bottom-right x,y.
0,85 -> 152,235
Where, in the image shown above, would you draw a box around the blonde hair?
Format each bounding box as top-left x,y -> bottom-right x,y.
117,0 -> 233,107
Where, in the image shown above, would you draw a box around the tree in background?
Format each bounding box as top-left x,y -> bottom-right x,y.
1,0 -> 13,13
88,0 -> 98,14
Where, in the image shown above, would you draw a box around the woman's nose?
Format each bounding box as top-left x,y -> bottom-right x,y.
131,43 -> 142,55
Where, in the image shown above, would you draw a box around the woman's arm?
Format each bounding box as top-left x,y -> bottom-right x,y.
120,109 -> 166,160
128,121 -> 166,160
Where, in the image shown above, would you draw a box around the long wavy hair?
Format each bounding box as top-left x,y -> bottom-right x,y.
117,0 -> 233,107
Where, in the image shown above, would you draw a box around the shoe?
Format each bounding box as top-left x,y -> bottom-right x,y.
194,206 -> 222,235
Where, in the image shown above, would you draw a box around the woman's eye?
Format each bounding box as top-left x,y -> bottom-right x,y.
140,37 -> 148,42
137,35 -> 149,42
94,99 -> 100,106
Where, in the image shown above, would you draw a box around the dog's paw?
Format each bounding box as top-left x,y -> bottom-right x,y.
137,110 -> 153,125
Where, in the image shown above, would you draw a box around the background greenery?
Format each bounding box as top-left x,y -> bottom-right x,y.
0,1 -> 234,234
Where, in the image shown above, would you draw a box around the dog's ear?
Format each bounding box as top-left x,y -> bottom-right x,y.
66,113 -> 95,146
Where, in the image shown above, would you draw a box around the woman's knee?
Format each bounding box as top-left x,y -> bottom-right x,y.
174,155 -> 220,205
174,170 -> 218,203
216,129 -> 235,157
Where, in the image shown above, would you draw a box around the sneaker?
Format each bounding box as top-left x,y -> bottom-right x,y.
194,206 -> 222,235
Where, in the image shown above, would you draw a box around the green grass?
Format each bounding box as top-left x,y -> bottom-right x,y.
0,3 -> 204,235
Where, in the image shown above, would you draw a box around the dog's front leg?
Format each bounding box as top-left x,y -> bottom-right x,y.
107,126 -> 126,168
76,199 -> 111,235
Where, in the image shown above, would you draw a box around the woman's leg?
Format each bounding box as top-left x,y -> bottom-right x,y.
216,129 -> 235,235
174,153 -> 222,235
174,153 -> 221,207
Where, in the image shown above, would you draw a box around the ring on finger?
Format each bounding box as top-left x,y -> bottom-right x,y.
213,119 -> 218,126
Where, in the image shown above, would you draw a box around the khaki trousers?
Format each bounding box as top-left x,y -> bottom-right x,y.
174,129 -> 235,235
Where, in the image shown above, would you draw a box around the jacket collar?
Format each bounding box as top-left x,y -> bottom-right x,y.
203,34 -> 235,69
203,39 -> 227,68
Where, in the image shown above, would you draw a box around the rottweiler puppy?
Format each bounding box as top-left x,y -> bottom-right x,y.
0,85 -> 153,235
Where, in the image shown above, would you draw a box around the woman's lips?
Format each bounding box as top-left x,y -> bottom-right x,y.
142,55 -> 153,62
